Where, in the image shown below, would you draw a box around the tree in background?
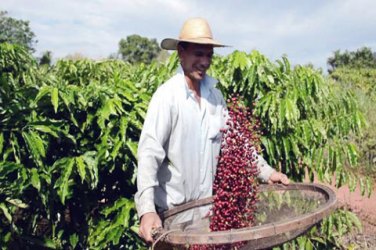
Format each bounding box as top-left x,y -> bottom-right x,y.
64,52 -> 88,61
156,49 -> 170,63
329,47 -> 376,178
0,10 -> 37,52
118,34 -> 161,64
327,47 -> 376,73
39,50 -> 52,66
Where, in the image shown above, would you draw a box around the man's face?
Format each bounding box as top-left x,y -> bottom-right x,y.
178,43 -> 214,84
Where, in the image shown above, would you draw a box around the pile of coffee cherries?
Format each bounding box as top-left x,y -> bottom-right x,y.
210,96 -> 260,233
190,96 -> 261,250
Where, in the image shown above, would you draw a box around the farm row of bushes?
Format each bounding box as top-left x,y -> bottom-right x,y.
0,43 -> 371,249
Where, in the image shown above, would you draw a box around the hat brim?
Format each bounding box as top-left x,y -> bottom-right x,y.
161,38 -> 228,50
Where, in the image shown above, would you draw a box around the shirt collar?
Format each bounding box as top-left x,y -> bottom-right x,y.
176,66 -> 218,99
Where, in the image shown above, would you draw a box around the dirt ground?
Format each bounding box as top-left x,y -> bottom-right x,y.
307,175 -> 376,249
335,182 -> 376,248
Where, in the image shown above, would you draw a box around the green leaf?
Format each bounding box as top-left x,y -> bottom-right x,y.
302,122 -> 312,147
53,157 -> 74,204
89,198 -> 135,248
267,74 -> 275,84
97,99 -> 118,129
290,137 -> 300,157
278,99 -> 286,129
69,233 -> 79,248
59,86 -> 75,108
360,177 -> 365,196
258,94 -> 272,118
111,139 -> 123,161
31,124 -> 59,138
38,238 -> 57,248
233,51 -> 250,70
130,225 -> 139,235
348,174 -> 357,192
287,98 -> 299,123
101,198 -> 131,217
5,198 -> 28,209
75,156 -> 86,183
312,120 -> 327,141
0,133 -> 4,154
51,87 -> 59,113
126,140 -> 138,160
10,132 -> 21,163
22,130 -> 46,165
305,240 -> 313,250
297,236 -> 306,250
346,143 -> 358,167
0,203 -> 12,223
366,177 -> 373,198
106,228 -> 122,244
311,236 -> 326,244
30,168 -> 41,191
282,137 -> 291,161
346,211 -> 362,231
119,117 -> 128,142
34,86 -> 51,104
0,161 -> 22,179
327,215 -> 333,238
82,151 -> 98,189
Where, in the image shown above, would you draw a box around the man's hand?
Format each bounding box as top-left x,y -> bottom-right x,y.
139,212 -> 162,243
268,171 -> 290,185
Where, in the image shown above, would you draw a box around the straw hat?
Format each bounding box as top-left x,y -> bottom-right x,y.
161,17 -> 227,50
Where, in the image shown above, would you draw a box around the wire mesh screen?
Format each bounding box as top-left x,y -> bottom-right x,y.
153,183 -> 337,250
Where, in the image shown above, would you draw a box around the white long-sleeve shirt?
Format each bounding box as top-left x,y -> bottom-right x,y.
134,69 -> 275,220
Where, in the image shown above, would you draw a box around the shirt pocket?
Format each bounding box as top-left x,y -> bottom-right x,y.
207,99 -> 226,141
208,114 -> 223,142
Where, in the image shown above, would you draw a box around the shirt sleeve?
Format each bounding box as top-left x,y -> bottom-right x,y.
134,89 -> 172,218
255,153 -> 276,183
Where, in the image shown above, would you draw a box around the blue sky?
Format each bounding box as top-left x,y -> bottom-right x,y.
2,0 -> 376,71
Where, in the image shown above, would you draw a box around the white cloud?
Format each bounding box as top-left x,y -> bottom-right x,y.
2,0 -> 376,70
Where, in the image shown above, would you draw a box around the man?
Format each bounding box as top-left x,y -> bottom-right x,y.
135,17 -> 289,243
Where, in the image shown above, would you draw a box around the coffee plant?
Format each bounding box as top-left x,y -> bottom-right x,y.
0,43 -> 168,249
330,66 -> 376,179
210,51 -> 370,248
0,43 -> 372,249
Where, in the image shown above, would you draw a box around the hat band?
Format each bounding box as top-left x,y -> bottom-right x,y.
179,36 -> 213,40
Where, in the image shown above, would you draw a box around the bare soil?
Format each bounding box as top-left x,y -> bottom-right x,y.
306,174 -> 376,249
335,182 -> 376,249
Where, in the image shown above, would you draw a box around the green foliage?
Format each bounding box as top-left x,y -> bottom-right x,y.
327,47 -> 376,73
0,43 -> 163,248
0,11 -> 37,52
210,51 -> 370,193
331,66 -> 376,98
0,43 -> 371,249
273,209 -> 362,250
118,34 -> 161,64
330,66 -> 376,179
210,50 -> 371,249
329,48 -> 376,179
39,51 -> 52,66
